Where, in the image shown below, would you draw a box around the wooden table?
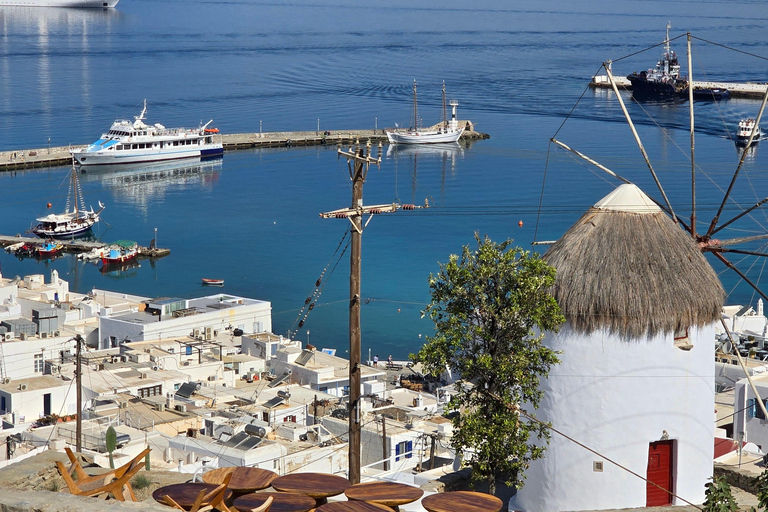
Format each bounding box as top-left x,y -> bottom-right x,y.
152,482 -> 233,510
421,491 -> 503,512
345,481 -> 424,511
270,473 -> 351,505
203,467 -> 278,493
233,491 -> 316,512
316,502 -> 395,512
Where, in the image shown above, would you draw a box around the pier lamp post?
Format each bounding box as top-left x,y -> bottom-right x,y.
47,138 -> 51,154
307,330 -> 310,346
317,119 -> 320,135
375,117 -> 378,133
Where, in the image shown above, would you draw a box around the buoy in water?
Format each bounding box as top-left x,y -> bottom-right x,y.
518,220 -> 523,227
47,203 -> 52,209
397,308 -> 401,313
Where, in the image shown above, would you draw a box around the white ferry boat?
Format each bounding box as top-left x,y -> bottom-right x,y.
71,100 -> 223,167
0,0 -> 119,6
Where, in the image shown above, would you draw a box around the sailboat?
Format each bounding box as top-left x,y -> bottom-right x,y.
386,81 -> 465,144
31,163 -> 105,239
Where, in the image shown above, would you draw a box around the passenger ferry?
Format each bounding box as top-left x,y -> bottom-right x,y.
71,100 -> 223,167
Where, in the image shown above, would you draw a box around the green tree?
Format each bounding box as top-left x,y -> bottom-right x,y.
703,476 -> 739,512
413,234 -> 564,495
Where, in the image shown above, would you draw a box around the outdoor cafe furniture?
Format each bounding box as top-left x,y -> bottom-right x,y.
55,447 -> 151,501
203,467 -> 278,494
316,501 -> 395,512
154,474 -> 234,512
344,481 -> 424,511
421,491 -> 503,512
233,491 -> 316,512
270,473 -> 351,505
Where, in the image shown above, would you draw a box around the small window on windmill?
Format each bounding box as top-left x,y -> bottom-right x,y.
674,327 -> 693,351
593,461 -> 604,472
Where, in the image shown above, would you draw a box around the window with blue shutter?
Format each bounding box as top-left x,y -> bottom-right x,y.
749,398 -> 757,419
406,440 -> 413,459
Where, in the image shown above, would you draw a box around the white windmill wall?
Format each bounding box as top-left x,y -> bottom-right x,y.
511,322 -> 714,512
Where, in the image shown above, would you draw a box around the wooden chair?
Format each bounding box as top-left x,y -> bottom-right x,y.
162,473 -> 234,512
246,495 -> 273,512
56,447 -> 151,501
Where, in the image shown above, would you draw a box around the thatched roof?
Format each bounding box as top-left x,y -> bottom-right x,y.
543,184 -> 724,339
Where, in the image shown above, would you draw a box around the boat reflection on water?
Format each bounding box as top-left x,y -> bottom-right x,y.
386,142 -> 465,201
78,156 -> 223,209
97,258 -> 141,278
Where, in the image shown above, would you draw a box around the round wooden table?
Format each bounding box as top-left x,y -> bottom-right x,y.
345,481 -> 424,511
316,502 -> 395,512
152,482 -> 233,510
203,467 -> 278,493
270,473 -> 352,505
233,491 -> 316,512
422,491 -> 503,512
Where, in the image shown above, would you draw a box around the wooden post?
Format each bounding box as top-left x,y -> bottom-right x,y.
381,415 -> 388,471
75,334 -> 83,452
429,434 -> 436,470
349,150 -> 364,484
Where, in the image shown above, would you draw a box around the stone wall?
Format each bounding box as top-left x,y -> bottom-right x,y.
0,489 -> 170,511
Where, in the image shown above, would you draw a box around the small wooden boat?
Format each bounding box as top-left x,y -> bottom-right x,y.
37,241 -> 63,257
202,278 -> 224,286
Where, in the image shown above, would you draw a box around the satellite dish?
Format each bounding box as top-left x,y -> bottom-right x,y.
720,341 -> 733,355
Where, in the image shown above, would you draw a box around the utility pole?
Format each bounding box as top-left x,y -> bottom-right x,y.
74,334 -> 83,452
320,140 -> 427,484
381,414 -> 388,471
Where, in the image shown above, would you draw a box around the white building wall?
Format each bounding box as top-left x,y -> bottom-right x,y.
733,378 -> 768,451
512,323 -> 714,512
98,301 -> 272,349
0,336 -> 77,380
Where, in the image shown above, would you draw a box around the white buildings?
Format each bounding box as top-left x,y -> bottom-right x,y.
512,185 -> 724,511
98,294 -> 272,349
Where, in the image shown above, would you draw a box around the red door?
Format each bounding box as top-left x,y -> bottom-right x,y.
646,440 -> 674,506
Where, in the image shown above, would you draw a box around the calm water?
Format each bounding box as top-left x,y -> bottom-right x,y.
1,1 -> 768,358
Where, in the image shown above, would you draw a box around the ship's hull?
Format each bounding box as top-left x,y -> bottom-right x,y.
0,0 -> 119,6
626,74 -> 680,98
73,144 -> 223,166
386,128 -> 464,144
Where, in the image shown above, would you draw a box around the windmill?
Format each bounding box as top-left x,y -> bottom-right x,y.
549,32 -> 768,308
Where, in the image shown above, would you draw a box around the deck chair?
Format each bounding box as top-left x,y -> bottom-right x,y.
162,472 -> 233,512
56,447 -> 151,501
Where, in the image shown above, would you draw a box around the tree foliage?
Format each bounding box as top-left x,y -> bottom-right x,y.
413,234 -> 564,494
703,476 -> 739,512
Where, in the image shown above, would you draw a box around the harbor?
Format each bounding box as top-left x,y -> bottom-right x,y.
0,234 -> 170,259
0,125 -> 488,172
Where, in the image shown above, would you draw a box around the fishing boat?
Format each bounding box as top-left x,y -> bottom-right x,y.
201,278 -> 224,286
386,81 -> 464,144
736,118 -> 763,146
71,100 -> 223,167
37,241 -> 63,258
100,240 -> 138,265
31,165 -> 105,239
626,23 -> 688,99
0,0 -> 118,6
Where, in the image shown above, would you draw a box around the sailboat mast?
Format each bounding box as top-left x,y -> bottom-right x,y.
442,81 -> 447,127
687,32 -> 696,237
413,80 -> 418,130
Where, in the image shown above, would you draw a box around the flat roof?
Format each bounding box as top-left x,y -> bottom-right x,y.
0,375 -> 68,393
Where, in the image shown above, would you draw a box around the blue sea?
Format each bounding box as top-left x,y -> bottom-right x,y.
1,0 -> 768,359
